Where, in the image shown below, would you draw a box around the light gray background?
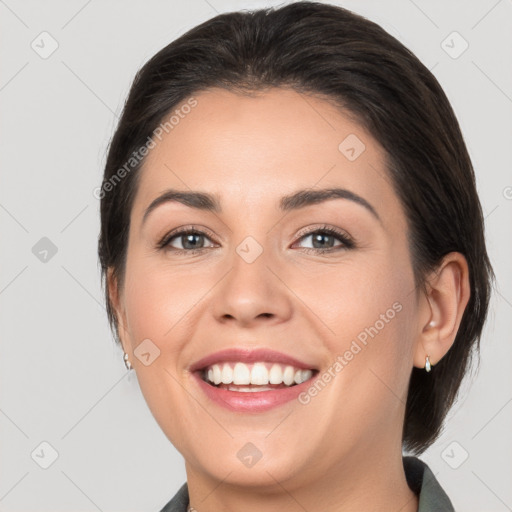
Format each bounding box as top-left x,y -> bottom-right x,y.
1,0 -> 511,511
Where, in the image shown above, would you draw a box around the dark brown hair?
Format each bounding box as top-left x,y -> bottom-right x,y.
98,1 -> 494,455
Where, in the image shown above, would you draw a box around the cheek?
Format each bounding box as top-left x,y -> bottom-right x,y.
316,250 -> 416,396
303,253 -> 412,350
120,258 -> 202,442
122,256 -> 205,347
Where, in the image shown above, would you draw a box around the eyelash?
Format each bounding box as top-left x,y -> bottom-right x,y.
156,224 -> 355,255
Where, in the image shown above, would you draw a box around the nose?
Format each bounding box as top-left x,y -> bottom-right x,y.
212,242 -> 293,328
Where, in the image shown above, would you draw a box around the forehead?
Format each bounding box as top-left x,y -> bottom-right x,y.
132,87 -> 403,226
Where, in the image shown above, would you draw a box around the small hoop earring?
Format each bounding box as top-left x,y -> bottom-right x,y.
123,352 -> 133,370
425,355 -> 432,372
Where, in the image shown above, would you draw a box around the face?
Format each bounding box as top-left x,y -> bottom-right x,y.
112,87 -> 425,488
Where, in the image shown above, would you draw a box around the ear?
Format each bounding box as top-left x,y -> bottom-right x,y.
413,252 -> 471,370
107,267 -> 131,355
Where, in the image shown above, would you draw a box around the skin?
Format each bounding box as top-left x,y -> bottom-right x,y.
109,87 -> 470,512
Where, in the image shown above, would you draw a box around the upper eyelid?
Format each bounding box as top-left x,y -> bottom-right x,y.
295,224 -> 351,239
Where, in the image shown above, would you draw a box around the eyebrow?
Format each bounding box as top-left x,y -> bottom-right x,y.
141,187 -> 380,225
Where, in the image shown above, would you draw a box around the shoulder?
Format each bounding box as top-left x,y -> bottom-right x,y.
158,482 -> 189,512
403,455 -> 455,511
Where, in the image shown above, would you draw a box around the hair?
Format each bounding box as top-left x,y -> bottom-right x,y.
98,1 -> 494,455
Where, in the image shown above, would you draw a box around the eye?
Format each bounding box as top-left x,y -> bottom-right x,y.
157,224 -> 355,255
157,226 -> 217,254
293,225 -> 355,253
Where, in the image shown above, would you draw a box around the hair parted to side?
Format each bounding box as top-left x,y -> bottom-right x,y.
98,1 -> 494,455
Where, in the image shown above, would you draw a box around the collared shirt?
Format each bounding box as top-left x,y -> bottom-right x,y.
159,455 -> 455,511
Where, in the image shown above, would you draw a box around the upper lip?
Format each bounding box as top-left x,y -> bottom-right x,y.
189,347 -> 318,372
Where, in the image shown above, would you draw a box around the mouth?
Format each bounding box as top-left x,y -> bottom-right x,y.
191,351 -> 320,412
189,347 -> 320,411
197,361 -> 319,392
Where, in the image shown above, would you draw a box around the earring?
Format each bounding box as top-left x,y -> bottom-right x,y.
425,355 -> 432,372
123,352 -> 133,370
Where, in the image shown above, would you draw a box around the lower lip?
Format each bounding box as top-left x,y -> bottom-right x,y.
192,371 -> 317,412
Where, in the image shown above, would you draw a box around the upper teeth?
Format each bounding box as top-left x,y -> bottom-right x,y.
204,362 -> 313,386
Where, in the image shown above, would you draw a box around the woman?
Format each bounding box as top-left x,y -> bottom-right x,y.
97,2 -> 493,511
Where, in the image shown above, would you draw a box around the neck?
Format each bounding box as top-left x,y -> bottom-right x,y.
185,446 -> 418,512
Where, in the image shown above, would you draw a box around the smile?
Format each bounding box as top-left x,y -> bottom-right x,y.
192,361 -> 320,413
189,347 -> 319,412
201,361 -> 314,389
